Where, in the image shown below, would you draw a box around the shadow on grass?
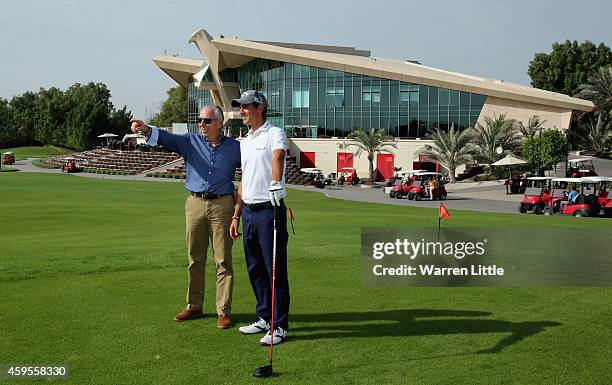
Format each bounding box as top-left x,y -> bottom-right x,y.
286,309 -> 560,354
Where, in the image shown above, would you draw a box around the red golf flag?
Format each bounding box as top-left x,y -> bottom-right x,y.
439,202 -> 451,220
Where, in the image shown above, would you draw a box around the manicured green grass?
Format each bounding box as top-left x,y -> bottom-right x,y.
1,173 -> 611,384
0,145 -> 73,160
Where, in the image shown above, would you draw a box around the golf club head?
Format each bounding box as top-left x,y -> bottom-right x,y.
253,364 -> 273,378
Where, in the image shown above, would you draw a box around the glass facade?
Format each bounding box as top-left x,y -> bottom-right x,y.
187,81 -> 213,132
188,58 -> 486,138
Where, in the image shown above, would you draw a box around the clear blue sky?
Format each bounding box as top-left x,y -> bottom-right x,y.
1,0 -> 610,119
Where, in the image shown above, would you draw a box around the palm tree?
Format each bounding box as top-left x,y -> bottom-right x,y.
578,112 -> 612,157
470,114 -> 520,166
347,128 -> 397,184
575,66 -> 612,115
518,115 -> 547,140
417,125 -> 473,183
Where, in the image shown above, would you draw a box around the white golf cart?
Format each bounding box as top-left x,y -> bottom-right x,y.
567,158 -> 597,177
300,167 -> 326,188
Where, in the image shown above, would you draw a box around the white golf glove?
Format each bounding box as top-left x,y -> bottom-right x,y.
269,181 -> 286,206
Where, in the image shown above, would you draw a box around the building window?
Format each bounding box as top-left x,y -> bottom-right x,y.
292,90 -> 309,108
225,58 -> 487,138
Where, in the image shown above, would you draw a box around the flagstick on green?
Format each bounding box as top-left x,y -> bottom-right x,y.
437,202 -> 451,240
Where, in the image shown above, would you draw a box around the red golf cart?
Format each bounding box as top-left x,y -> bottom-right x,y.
566,158 -> 597,177
61,157 -> 78,173
2,152 -> 15,165
581,176 -> 612,217
407,172 -> 447,201
518,177 -> 553,214
543,177 -> 600,217
338,167 -> 360,186
388,170 -> 425,199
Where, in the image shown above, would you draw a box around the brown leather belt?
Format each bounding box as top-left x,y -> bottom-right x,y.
190,192 -> 231,200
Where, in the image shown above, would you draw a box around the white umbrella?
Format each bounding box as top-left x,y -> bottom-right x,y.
492,154 -> 528,181
98,133 -> 118,145
491,154 -> 527,166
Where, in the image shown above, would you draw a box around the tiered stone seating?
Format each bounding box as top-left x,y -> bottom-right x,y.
149,161 -> 243,181
285,156 -> 306,185
156,161 -> 186,176
45,148 -> 181,174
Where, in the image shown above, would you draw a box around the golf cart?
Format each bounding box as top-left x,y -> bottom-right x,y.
518,177 -> 553,214
566,158 -> 597,178
61,157 -> 78,173
407,172 -> 447,201
2,152 -> 15,165
581,176 -> 612,217
338,167 -> 360,186
388,170 -> 426,199
323,172 -> 337,186
543,177 -> 599,217
504,174 -> 528,194
300,168 -> 326,189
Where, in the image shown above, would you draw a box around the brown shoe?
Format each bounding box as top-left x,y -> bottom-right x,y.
217,314 -> 233,329
174,309 -> 204,322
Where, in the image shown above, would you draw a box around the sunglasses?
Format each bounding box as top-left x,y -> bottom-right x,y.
197,117 -> 218,124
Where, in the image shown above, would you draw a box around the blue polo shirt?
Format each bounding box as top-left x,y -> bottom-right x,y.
147,126 -> 241,194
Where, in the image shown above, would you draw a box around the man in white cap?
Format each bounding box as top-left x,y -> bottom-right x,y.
229,90 -> 290,345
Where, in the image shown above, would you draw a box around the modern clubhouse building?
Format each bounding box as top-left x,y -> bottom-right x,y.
153,29 -> 593,180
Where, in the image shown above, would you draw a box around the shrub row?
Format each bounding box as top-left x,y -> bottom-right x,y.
474,173 -> 497,182
33,160 -> 61,169
145,172 -> 185,179
82,168 -> 133,176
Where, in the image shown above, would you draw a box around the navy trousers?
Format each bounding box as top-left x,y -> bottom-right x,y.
242,203 -> 290,330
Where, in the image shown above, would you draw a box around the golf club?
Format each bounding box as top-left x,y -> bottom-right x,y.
253,205 -> 277,378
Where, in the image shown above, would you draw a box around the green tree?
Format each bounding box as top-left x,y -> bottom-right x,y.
528,40 -> 612,96
7,92 -> 39,147
64,83 -> 113,150
149,86 -> 187,127
417,125 -> 473,183
33,87 -> 66,146
541,130 -> 569,174
0,98 -> 13,147
577,113 -> 611,157
2,82 -> 130,150
347,128 -> 397,184
523,130 -> 568,174
470,114 -> 520,165
575,66 -> 612,116
522,136 -> 541,171
109,105 -> 133,138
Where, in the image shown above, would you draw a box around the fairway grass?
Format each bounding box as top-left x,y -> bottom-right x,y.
1,173 -> 611,384
0,145 -> 73,160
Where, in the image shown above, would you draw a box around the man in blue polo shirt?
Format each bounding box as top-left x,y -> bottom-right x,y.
130,105 -> 241,329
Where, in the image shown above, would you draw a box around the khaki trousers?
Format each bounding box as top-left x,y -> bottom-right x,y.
185,194 -> 234,315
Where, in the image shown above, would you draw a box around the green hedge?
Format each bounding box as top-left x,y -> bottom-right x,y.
32,160 -> 61,169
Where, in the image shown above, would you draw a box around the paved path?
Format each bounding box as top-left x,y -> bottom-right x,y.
9,158 -> 528,214
289,182 -> 523,214
8,158 -> 185,183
